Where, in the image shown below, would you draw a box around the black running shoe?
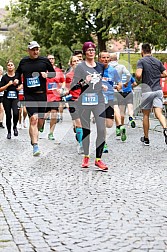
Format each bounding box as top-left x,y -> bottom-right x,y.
163,128 -> 167,144
7,132 -> 11,139
13,128 -> 18,136
140,136 -> 149,146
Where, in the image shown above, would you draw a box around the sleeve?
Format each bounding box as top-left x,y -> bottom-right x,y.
122,66 -> 131,82
160,61 -> 166,73
137,59 -> 143,69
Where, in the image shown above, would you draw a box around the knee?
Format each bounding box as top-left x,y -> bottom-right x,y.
30,116 -> 38,126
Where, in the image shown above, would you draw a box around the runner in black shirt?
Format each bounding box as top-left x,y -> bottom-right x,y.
0,60 -> 22,139
15,41 -> 55,156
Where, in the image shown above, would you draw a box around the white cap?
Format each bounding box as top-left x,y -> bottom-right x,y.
28,41 -> 40,49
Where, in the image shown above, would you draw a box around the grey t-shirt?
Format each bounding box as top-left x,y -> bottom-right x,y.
71,61 -> 104,104
137,56 -> 165,93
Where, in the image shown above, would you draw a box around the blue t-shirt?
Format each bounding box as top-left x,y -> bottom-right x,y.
102,65 -> 120,101
122,74 -> 135,92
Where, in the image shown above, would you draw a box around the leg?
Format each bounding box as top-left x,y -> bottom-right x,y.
154,107 -> 167,128
142,109 -> 151,138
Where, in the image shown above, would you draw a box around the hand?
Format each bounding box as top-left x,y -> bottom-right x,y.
8,80 -> 13,86
41,72 -> 48,78
115,83 -> 122,91
102,84 -> 108,92
13,79 -> 19,86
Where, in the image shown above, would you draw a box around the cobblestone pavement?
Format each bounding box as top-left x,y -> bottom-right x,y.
0,110 -> 167,252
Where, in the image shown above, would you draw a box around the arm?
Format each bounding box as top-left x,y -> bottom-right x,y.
161,70 -> 167,78
135,68 -> 143,81
0,80 -> 13,92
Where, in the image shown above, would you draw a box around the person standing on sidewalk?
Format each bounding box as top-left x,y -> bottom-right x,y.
15,41 -> 55,155
71,41 -> 108,171
136,43 -> 167,145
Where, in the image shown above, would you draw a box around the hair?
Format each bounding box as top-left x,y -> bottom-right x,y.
69,55 -> 78,65
99,50 -> 108,58
141,43 -> 151,54
6,59 -> 14,65
0,65 -> 3,72
73,50 -> 83,56
110,53 -> 118,61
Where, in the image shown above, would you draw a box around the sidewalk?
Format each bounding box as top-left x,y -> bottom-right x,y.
0,110 -> 167,252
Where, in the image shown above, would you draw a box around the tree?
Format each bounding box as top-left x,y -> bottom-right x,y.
6,0 -> 167,56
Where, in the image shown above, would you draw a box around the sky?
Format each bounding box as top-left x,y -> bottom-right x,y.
0,0 -> 10,8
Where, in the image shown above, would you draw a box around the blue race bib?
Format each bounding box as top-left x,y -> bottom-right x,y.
27,77 -> 40,88
82,93 -> 98,105
48,82 -> 57,90
7,91 -> 17,99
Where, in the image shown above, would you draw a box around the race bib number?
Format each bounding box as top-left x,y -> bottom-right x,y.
103,94 -> 108,104
82,93 -> 98,105
27,77 -> 40,88
48,82 -> 57,90
7,91 -> 17,99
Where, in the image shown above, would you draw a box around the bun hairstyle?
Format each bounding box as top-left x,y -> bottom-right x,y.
82,41 -> 96,55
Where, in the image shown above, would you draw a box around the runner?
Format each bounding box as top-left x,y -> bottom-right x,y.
0,65 -> 5,128
110,53 -> 130,141
0,60 -> 22,139
99,50 -> 122,153
15,41 -> 55,155
119,74 -> 137,127
71,41 -> 108,171
65,55 -> 84,154
46,54 -> 65,140
136,43 -> 167,145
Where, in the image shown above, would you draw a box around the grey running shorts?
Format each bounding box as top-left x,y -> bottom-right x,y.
140,90 -> 163,110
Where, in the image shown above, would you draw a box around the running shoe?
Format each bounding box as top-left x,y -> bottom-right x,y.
120,126 -> 126,141
23,120 -> 27,128
48,132 -> 55,140
95,160 -> 108,171
81,156 -> 89,168
39,122 -> 45,133
163,128 -> 167,144
129,117 -> 136,128
140,136 -> 149,146
33,144 -> 40,156
103,143 -> 108,153
116,127 -> 121,137
0,122 -> 5,128
7,132 -> 11,139
77,145 -> 84,154
13,128 -> 18,136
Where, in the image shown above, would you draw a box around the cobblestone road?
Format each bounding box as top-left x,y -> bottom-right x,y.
0,110 -> 167,252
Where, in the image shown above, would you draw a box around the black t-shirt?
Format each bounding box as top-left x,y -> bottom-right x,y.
15,56 -> 55,95
0,74 -> 19,99
71,61 -> 105,104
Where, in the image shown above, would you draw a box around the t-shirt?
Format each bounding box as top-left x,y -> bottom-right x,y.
102,65 -> 120,101
0,74 -> 19,99
137,56 -> 165,93
66,70 -> 81,100
71,61 -> 105,105
15,56 -> 55,97
46,67 -> 65,102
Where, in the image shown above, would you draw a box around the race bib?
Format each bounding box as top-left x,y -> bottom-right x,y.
27,77 -> 40,88
82,93 -> 98,105
48,82 -> 57,90
7,91 -> 17,99
0,91 -> 4,97
103,94 -> 108,104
